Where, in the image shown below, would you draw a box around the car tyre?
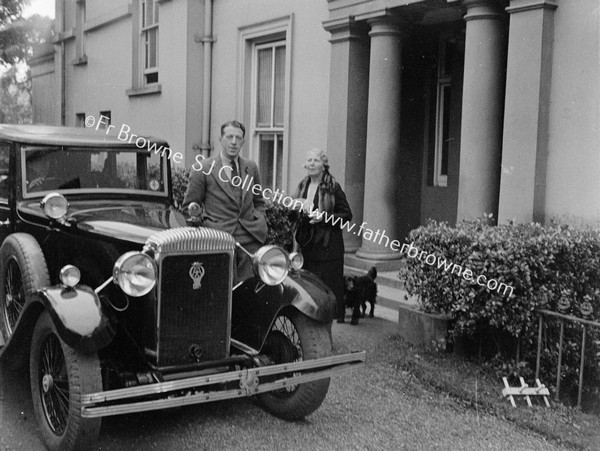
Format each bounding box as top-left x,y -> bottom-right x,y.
258,309 -> 332,421
0,233 -> 50,343
30,311 -> 102,451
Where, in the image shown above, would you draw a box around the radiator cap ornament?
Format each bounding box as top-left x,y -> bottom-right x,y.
189,261 -> 205,290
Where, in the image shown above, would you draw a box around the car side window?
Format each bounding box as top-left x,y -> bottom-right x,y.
0,144 -> 9,199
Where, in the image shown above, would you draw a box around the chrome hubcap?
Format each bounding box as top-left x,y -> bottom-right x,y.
42,374 -> 54,393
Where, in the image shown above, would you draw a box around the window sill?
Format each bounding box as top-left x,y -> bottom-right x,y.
126,84 -> 162,97
72,55 -> 88,66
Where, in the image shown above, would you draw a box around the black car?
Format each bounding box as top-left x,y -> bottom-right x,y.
0,125 -> 364,451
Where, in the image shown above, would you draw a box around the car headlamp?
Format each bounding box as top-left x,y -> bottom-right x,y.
113,251 -> 157,297
253,245 -> 289,286
289,252 -> 304,271
40,193 -> 68,219
59,265 -> 80,288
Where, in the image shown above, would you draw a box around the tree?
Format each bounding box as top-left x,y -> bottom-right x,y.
0,0 -> 53,124
0,65 -> 32,124
1,0 -> 53,66
0,0 -> 29,66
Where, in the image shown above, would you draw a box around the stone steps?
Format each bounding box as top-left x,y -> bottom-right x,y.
343,264 -> 419,323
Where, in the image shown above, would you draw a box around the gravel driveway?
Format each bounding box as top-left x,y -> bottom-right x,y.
1,317 -> 569,450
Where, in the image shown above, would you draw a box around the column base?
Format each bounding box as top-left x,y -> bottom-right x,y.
355,247 -> 402,261
344,253 -> 405,272
343,231 -> 361,254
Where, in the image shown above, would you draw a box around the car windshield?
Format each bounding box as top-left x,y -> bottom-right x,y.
22,146 -> 168,198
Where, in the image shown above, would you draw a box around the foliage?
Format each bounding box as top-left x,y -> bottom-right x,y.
264,201 -> 295,252
0,0 -> 27,66
170,165 -> 295,251
1,0 -> 53,66
1,6 -> 53,124
0,65 -> 31,123
399,216 -> 600,408
171,165 -> 190,210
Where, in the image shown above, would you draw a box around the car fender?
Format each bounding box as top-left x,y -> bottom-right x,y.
231,270 -> 336,350
33,285 -> 116,353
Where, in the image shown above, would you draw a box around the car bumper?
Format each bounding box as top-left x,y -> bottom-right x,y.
81,351 -> 366,418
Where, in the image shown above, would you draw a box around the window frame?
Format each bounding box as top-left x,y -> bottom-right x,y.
74,0 -> 87,65
433,38 -> 454,188
251,40 -> 286,191
237,15 -> 292,192
141,0 -> 159,85
0,143 -> 10,201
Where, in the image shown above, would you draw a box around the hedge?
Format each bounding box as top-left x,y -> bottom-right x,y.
399,216 -> 600,408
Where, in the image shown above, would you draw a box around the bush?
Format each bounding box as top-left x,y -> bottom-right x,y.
265,201 -> 295,252
171,165 -> 190,210
170,166 -> 295,251
400,216 -> 600,408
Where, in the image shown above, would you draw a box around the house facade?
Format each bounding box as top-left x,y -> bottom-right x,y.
30,0 -> 600,263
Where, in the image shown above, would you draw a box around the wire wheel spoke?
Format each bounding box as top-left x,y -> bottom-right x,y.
4,258 -> 25,333
40,334 -> 70,435
270,315 -> 303,394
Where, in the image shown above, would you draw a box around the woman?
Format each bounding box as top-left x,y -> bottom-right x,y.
292,148 -> 352,323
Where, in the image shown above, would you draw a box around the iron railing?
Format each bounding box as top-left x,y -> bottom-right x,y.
535,309 -> 600,408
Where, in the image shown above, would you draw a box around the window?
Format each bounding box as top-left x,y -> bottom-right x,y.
0,144 -> 9,199
74,0 -> 87,64
98,111 -> 111,129
433,39 -> 455,187
252,41 -> 286,190
23,146 -> 167,198
141,0 -> 159,85
76,113 -> 86,127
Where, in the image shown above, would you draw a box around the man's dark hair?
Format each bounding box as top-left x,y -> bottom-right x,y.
220,120 -> 246,138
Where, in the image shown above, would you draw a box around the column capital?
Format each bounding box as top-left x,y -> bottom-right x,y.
323,16 -> 368,43
462,0 -> 507,22
367,15 -> 408,39
506,0 -> 557,14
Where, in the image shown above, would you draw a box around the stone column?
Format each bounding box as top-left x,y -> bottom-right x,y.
456,0 -> 507,221
498,0 -> 557,223
356,16 -> 403,260
323,18 -> 370,253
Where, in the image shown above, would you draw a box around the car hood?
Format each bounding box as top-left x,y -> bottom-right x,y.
19,199 -> 187,244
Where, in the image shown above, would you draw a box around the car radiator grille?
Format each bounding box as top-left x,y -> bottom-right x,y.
157,253 -> 232,368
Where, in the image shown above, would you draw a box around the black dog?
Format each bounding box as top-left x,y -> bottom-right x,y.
343,266 -> 377,325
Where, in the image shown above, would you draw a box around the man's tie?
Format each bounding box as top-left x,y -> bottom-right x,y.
230,159 -> 239,180
230,159 -> 242,202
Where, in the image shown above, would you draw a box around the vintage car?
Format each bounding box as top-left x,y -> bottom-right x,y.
0,124 -> 364,451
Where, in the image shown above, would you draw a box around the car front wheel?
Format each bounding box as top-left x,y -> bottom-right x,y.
30,311 -> 102,451
0,234 -> 50,344
258,309 -> 332,421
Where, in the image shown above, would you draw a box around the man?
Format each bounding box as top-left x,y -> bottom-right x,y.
183,120 -> 268,282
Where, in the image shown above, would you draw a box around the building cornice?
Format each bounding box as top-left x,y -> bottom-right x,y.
323,17 -> 367,42
505,0 -> 558,14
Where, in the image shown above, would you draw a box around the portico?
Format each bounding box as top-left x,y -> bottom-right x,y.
324,0 -> 509,264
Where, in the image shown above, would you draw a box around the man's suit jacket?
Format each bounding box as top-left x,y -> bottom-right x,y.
182,155 -> 268,244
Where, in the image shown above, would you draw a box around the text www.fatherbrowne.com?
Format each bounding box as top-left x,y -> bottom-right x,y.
84,114 -> 513,298
308,208 -> 514,298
